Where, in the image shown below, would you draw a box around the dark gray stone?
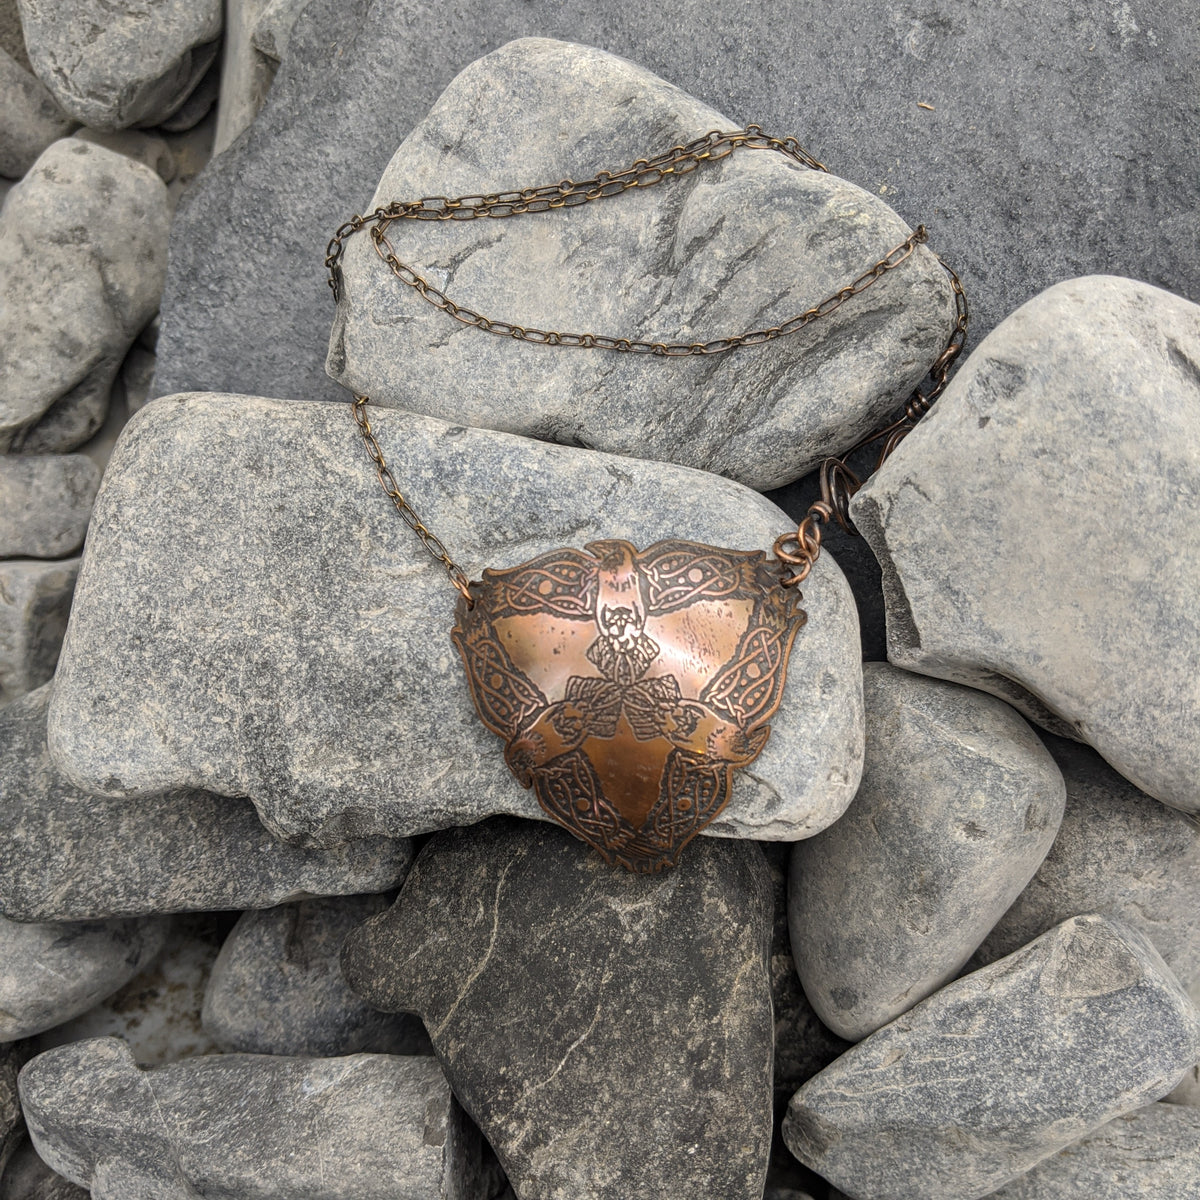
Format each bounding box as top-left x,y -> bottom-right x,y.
49,393 -> 864,847
0,685 -> 413,921
19,1039 -> 499,1199
152,0 -> 1198,418
0,915 -> 168,1042
0,140 -> 169,453
342,817 -> 775,1200
203,896 -> 430,1056
328,38 -> 955,492
1,1140 -> 89,1200
0,49 -> 72,178
987,1103 -> 1200,1199
851,277 -> 1200,815
0,560 -> 76,708
975,736 -> 1200,990
0,1045 -> 21,1178
0,457 -> 99,560
789,664 -> 1065,1040
783,915 -> 1200,1200
16,0 -> 221,131
157,61 -> 218,134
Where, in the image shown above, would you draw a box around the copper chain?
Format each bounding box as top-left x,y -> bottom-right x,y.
329,126 -> 967,595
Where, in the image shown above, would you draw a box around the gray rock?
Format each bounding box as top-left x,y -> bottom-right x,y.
1,1140 -> 89,1200
0,1045 -> 20,1178
0,915 -> 168,1042
157,61 -> 218,134
789,664 -> 1065,1041
987,1103 -> 1200,1199
0,684 -> 413,921
975,736 -> 1200,989
118,347 -> 156,416
0,457 -> 99,560
19,1039 -> 499,1199
203,896 -> 430,1057
0,0 -> 28,70
0,560 -> 77,708
0,49 -> 72,178
71,128 -> 175,183
342,817 -> 775,1200
16,0 -> 221,131
783,914 -> 1200,1200
328,38 -> 956,492
0,140 -> 169,454
851,277 -> 1200,814
49,392 -> 864,847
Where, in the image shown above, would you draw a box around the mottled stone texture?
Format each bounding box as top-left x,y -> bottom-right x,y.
19,1040 -> 498,1199
0,915 -> 168,1042
0,141 -> 168,454
851,277 -> 1200,814
783,915 -> 1200,1200
0,686 -> 412,921
976,736 -> 1200,989
17,0 -> 221,131
789,664 -> 1065,1040
49,393 -> 863,846
328,39 -> 954,491
1,1140 -> 90,1199
0,560 -> 77,708
0,457 -> 99,560
342,818 -> 775,1200
0,48 -> 72,178
203,896 -> 429,1056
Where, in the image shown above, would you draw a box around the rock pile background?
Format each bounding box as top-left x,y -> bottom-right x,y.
1,2 -> 1198,1198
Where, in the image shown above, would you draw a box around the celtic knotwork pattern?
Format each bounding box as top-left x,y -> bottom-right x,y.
452,538 -> 806,872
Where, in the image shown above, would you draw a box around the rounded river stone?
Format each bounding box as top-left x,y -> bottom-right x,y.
0,456 -> 100,561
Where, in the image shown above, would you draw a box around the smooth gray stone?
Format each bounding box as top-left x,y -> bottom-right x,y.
157,61 -> 218,133
72,128 -> 176,183
987,1103 -> 1200,1199
49,393 -> 864,846
975,736 -> 1200,990
0,915 -> 168,1043
1,1140 -> 89,1200
0,457 -> 99,560
328,38 -> 955,492
19,1040 -> 498,1200
851,277 -> 1200,815
203,896 -> 430,1056
0,685 -> 413,921
16,0 -> 221,131
342,817 -> 775,1200
789,663 -> 1066,1041
152,0 -> 1199,430
0,561 -> 76,708
0,0 -> 28,70
0,140 -> 168,454
0,49 -> 72,178
783,914 -> 1200,1200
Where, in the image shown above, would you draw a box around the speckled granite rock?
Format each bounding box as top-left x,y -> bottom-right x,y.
0,560 -> 77,708
783,915 -> 1200,1200
0,140 -> 168,453
976,736 -> 1200,988
17,0 -> 221,131
203,896 -> 429,1057
0,48 -> 72,178
789,664 -> 1065,1040
851,277 -> 1200,814
0,915 -> 167,1042
986,1104 -> 1200,1198
342,817 -> 774,1200
0,685 -> 413,921
328,39 -> 955,491
19,1040 -> 498,1199
1,1140 -> 89,1200
49,393 -> 863,847
0,458 -> 99,560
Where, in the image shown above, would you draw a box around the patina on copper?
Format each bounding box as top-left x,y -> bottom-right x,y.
452,539 -> 806,872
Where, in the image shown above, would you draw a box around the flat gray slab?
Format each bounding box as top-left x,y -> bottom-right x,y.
851,276 -> 1200,815
49,392 -> 864,847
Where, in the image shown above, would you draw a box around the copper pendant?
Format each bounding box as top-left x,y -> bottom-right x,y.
452,539 -> 806,872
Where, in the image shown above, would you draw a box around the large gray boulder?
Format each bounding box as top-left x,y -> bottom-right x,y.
19,1040 -> 499,1199
0,560 -> 76,708
49,393 -> 864,848
0,685 -> 413,922
0,140 -> 169,454
0,457 -> 99,560
789,664 -> 1065,1040
327,38 -> 956,491
16,0 -> 221,131
783,914 -> 1200,1200
851,277 -> 1200,815
0,48 -> 72,178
